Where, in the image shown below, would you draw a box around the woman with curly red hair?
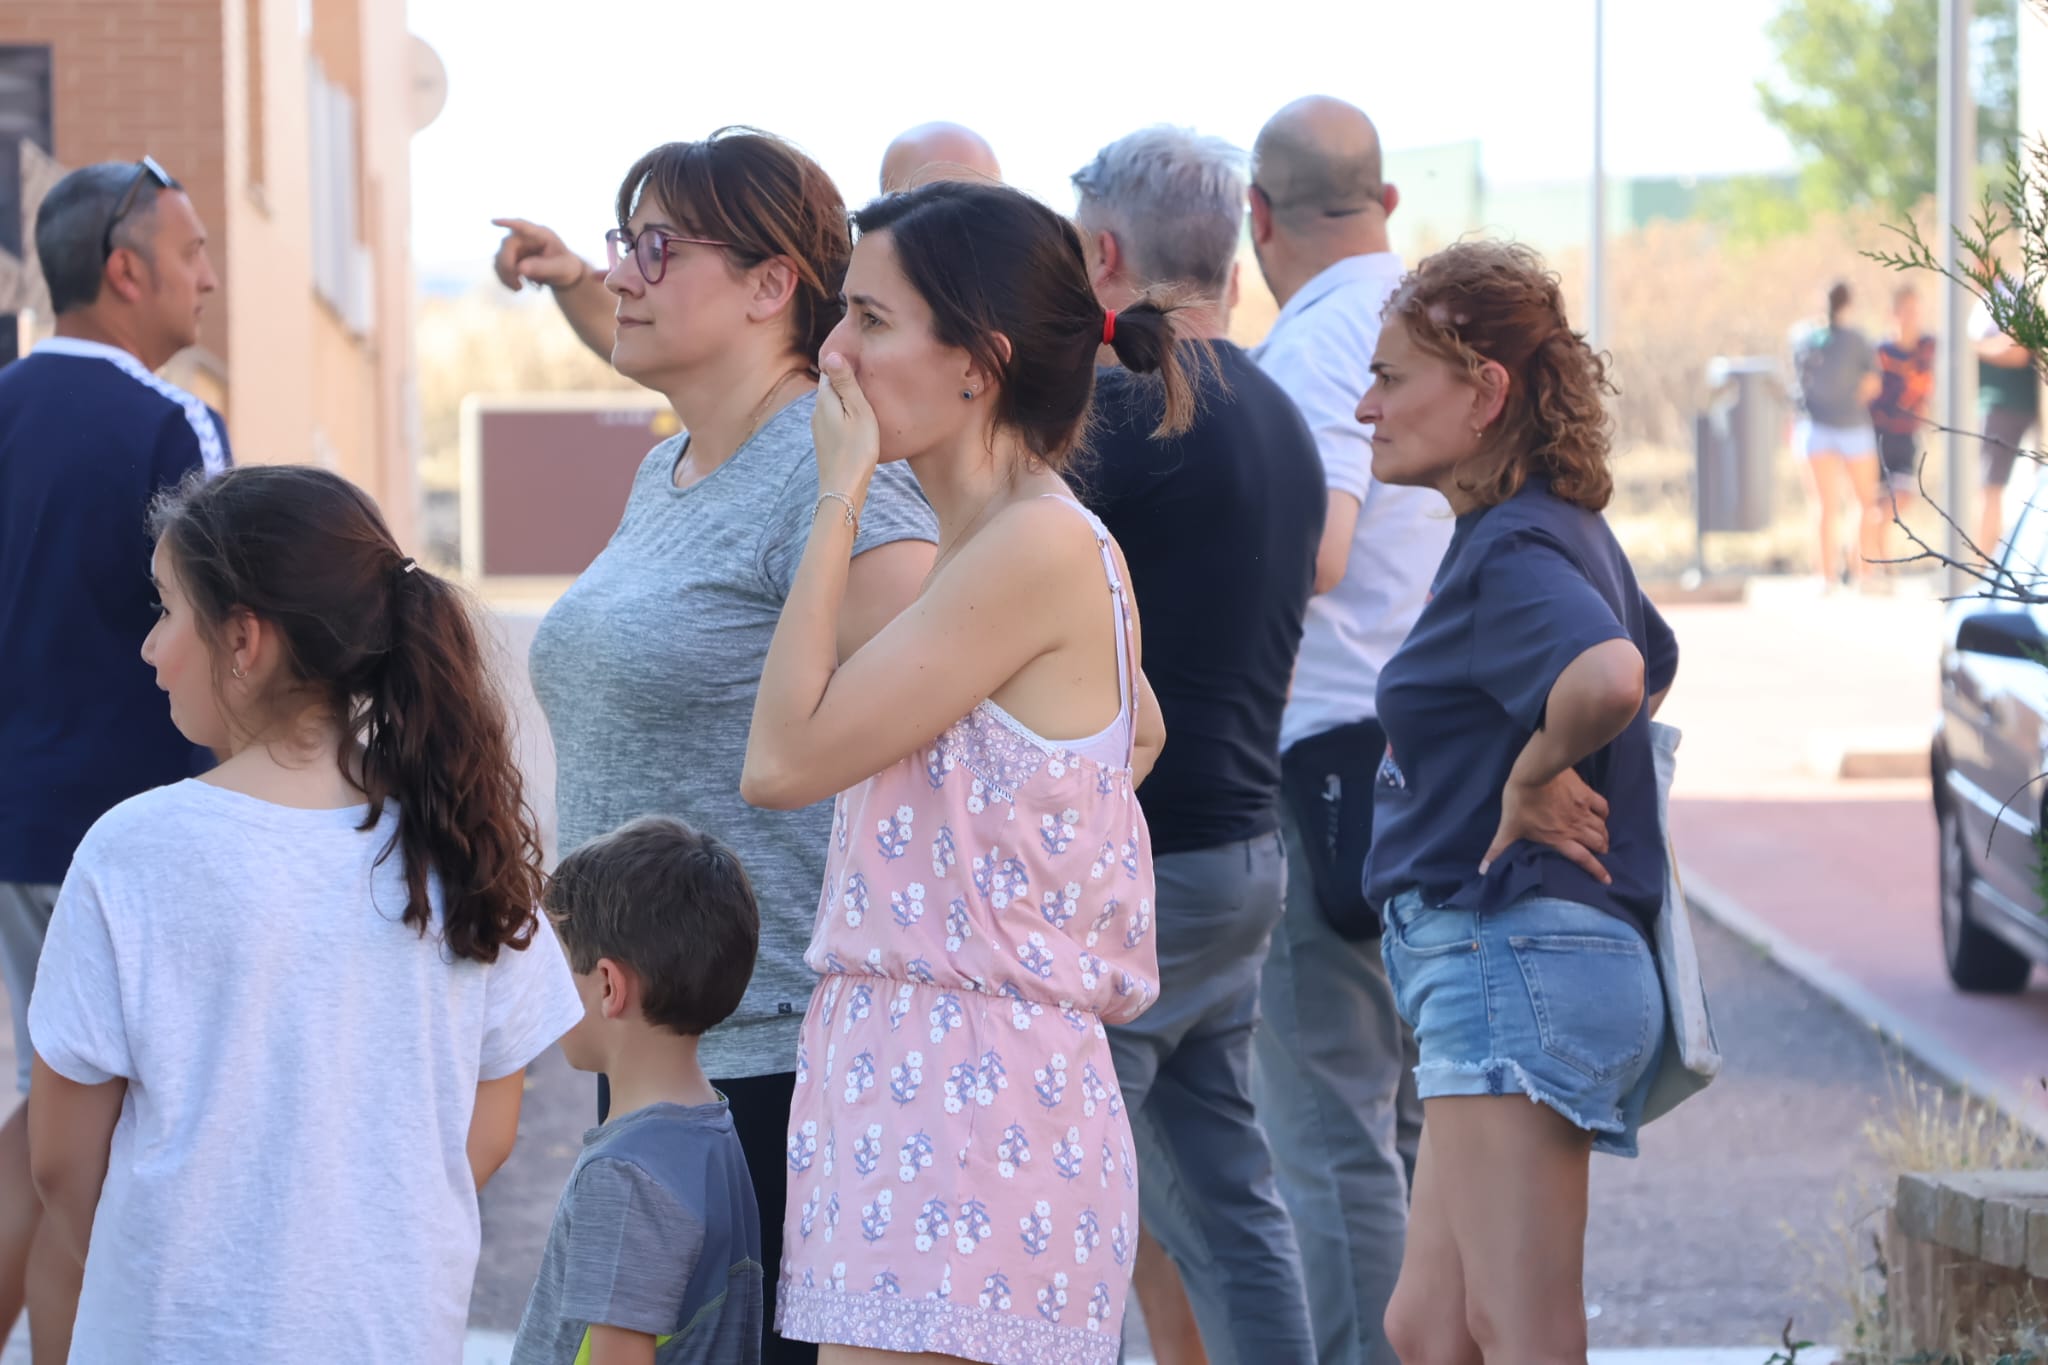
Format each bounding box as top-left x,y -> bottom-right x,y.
1359,241 -> 1679,1360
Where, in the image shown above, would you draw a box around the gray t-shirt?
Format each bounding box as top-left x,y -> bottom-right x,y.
510,1100 -> 763,1364
528,393 -> 936,1078
30,781 -> 583,1364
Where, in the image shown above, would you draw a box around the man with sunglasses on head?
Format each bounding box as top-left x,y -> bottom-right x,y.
0,157 -> 228,1360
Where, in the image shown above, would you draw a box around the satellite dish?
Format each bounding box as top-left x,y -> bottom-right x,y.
408,36 -> 448,134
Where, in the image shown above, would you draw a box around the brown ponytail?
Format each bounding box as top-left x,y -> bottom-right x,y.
853,181 -> 1201,469
1101,297 -> 1203,439
151,466 -> 544,963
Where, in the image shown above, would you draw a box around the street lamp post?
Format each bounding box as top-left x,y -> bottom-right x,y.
1937,0 -> 1977,590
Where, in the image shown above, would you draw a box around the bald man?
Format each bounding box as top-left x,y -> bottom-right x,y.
1243,95 -> 1449,1365
878,122 -> 1001,194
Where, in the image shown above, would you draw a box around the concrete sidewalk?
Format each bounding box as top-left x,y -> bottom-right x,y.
1658,578 -> 2048,1136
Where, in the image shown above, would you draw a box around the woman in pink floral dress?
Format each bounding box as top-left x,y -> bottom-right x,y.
741,181 -> 1200,1365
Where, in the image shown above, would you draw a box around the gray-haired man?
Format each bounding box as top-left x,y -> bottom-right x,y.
1072,126 -> 1324,1364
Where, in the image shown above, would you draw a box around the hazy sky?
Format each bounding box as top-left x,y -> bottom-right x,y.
406,0 -> 1799,281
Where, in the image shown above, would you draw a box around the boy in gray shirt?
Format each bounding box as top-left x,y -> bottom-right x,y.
512,817 -> 765,1365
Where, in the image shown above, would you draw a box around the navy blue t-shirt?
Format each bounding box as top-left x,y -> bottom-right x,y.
1365,480 -> 1678,932
0,343 -> 230,885
1081,341 -> 1327,855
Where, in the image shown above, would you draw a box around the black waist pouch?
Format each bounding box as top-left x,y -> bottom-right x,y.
1278,717 -> 1386,941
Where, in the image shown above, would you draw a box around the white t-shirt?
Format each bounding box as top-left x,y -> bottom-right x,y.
1255,252 -> 1455,751
28,779 -> 585,1364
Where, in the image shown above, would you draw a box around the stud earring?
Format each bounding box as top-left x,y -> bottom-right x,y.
232,665 -> 247,679
961,388 -> 975,401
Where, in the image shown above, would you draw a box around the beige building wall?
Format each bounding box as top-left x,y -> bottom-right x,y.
223,0 -> 316,477
358,0 -> 421,538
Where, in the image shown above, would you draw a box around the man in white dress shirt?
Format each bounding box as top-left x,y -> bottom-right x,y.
1247,95 -> 1453,1365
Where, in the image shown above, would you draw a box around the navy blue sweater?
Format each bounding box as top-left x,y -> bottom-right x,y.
0,342 -> 231,884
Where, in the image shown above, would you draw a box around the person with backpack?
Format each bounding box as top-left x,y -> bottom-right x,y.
1792,280 -> 1883,589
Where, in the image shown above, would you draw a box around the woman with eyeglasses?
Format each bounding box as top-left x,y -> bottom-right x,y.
524,128 -> 937,1365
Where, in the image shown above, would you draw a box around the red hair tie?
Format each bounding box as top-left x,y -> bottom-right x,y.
1101,309 -> 1117,346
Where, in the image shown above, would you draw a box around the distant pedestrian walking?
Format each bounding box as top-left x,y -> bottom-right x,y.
1791,280 -> 1883,588
1869,283 -> 1936,561
1973,278 -> 2042,556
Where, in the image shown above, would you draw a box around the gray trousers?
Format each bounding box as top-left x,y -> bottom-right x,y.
1251,805 -> 1420,1365
1108,832 -> 1315,1364
1,882 -> 59,1095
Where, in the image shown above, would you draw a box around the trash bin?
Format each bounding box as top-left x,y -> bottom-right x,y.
1693,356 -> 1781,536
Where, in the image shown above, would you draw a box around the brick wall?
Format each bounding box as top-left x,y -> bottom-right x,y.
0,0 -> 229,365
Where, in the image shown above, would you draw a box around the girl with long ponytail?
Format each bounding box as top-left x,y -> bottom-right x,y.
25,465 -> 583,1364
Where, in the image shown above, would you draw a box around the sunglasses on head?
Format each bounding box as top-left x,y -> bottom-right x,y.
101,156 -> 176,261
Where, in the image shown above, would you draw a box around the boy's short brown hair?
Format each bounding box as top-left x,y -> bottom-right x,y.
545,816 -> 759,1037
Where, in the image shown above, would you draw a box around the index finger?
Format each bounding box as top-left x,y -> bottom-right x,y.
490,240 -> 525,290
821,353 -> 871,414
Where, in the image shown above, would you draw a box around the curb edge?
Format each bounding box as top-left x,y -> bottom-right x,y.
1682,862 -> 2048,1146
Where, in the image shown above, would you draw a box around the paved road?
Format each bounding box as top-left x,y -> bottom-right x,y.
1660,584 -> 2048,1133
1583,911 -> 1928,1346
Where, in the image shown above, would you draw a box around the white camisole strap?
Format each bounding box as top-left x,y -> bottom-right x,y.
1035,495 -> 1135,763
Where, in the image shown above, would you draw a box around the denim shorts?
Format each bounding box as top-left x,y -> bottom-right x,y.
1380,890 -> 1665,1157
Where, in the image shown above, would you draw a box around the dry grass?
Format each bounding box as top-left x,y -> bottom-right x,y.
1866,1071 -> 2047,1177
415,287 -> 640,492
1797,1061 -> 2047,1362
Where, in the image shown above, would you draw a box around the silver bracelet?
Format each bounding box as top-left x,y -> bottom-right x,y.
816,491 -> 859,534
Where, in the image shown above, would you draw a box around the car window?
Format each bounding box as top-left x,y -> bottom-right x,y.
2001,489 -> 2048,593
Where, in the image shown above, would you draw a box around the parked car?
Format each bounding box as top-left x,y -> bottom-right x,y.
1933,488 -> 2048,992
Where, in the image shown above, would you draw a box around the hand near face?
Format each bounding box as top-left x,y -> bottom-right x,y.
1480,767 -> 1612,884
813,352 -> 882,508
